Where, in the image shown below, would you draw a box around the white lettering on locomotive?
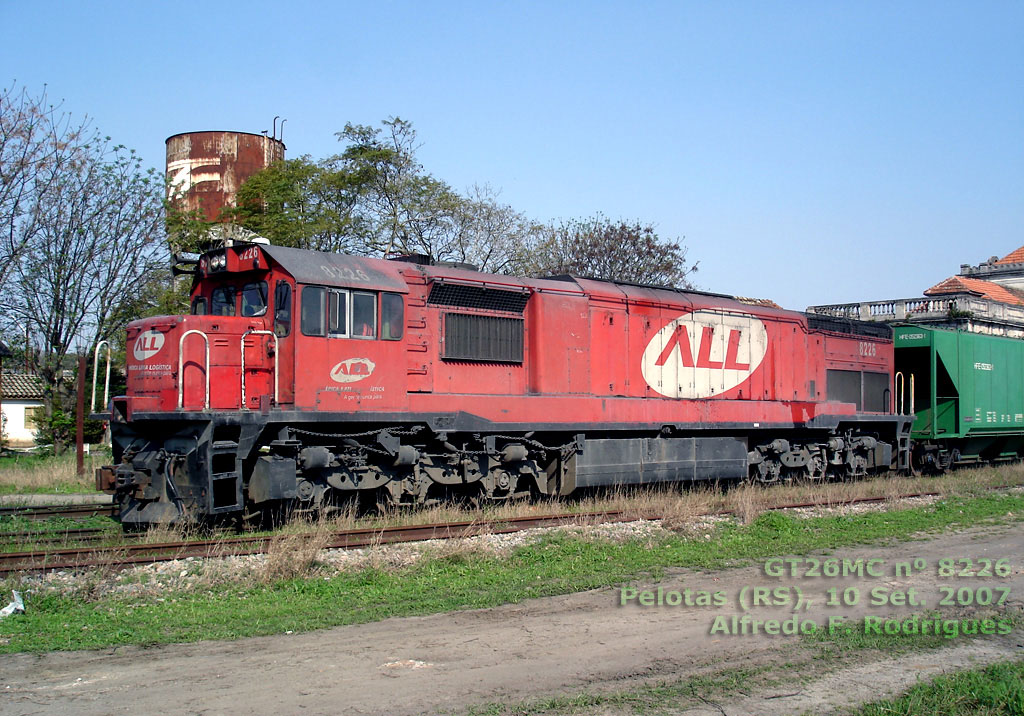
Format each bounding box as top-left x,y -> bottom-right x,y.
330,358 -> 377,383
641,311 -> 768,399
133,329 -> 165,361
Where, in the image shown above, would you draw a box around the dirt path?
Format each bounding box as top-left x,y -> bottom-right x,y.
2,524 -> 1023,716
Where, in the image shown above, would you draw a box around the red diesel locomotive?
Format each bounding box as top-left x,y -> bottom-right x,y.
97,241 -> 912,526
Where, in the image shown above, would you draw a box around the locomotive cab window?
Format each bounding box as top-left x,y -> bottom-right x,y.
274,281 -> 292,337
328,290 -> 348,336
191,297 -> 207,315
240,281 -> 268,317
300,286 -> 381,339
381,292 -> 403,340
301,286 -> 326,336
352,291 -> 376,339
211,286 -> 236,316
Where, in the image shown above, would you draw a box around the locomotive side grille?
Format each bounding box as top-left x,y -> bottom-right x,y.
428,283 -> 529,314
827,369 -> 862,410
826,369 -> 891,412
443,313 -> 524,363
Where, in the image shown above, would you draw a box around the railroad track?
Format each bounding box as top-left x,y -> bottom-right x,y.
2,526 -> 119,547
0,510 -> 632,576
0,502 -> 117,521
0,489 -> 957,576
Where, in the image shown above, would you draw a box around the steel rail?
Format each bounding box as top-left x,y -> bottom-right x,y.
2,527 -> 117,543
0,510 -> 627,573
0,503 -> 117,521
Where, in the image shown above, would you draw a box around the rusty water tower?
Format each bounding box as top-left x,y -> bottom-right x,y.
166,129 -> 286,222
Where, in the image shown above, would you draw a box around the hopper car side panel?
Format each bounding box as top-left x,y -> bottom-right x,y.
895,325 -> 1024,469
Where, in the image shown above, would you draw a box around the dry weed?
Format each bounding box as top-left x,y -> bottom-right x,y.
0,452 -> 101,493
258,518 -> 333,583
660,486 -> 718,535
426,532 -> 493,563
729,483 -> 766,525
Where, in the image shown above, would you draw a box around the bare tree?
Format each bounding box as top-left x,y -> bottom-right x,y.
3,118 -> 165,450
527,215 -> 698,287
0,83 -> 101,294
445,184 -> 544,274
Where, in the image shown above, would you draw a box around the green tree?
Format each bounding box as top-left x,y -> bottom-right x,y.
232,117 -> 695,285
231,156 -> 361,252
232,118 -> 540,272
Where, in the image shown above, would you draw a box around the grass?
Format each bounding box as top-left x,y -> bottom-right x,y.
807,610 -> 1022,659
465,664 -> 782,716
0,450 -> 105,495
850,660 -> 1024,716
1,490 -> 1023,653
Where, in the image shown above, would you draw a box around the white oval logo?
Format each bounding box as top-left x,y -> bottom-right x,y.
641,311 -> 768,398
133,329 -> 165,361
330,358 -> 376,383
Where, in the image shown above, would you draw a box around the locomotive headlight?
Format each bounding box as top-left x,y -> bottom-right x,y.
210,253 -> 226,270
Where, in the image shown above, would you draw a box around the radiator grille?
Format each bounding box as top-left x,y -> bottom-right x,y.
444,313 -> 524,363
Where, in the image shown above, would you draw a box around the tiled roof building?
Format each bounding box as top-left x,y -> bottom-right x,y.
1,373 -> 44,401
924,276 -> 1024,307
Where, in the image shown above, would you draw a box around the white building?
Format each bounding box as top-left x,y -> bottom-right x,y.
1,373 -> 45,448
807,245 -> 1024,338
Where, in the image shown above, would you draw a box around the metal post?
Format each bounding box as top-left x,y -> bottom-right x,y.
0,340 -> 14,449
76,354 -> 86,476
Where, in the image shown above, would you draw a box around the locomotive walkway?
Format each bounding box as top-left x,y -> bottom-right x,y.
2,523 -> 1022,716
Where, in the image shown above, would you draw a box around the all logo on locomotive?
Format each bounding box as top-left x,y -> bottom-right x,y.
93,239 -> 1016,527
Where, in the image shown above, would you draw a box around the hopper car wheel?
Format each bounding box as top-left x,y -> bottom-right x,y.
909,450 -> 925,477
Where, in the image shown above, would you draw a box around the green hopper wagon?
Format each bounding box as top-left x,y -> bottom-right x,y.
894,324 -> 1024,471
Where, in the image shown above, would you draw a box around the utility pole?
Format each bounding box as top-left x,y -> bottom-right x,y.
76,354 -> 86,476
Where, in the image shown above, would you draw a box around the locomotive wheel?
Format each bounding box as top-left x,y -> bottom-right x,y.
368,486 -> 395,515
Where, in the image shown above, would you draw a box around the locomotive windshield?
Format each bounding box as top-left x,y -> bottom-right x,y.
210,286 -> 236,316
240,281 -> 268,317
195,281 -> 269,317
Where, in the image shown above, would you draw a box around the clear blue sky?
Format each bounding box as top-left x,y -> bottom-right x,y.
3,1 -> 1021,310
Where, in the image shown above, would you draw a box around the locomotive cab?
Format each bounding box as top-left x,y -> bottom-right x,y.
101,240 -> 414,526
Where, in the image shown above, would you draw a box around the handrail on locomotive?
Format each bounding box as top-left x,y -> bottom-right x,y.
91,340 -> 112,414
